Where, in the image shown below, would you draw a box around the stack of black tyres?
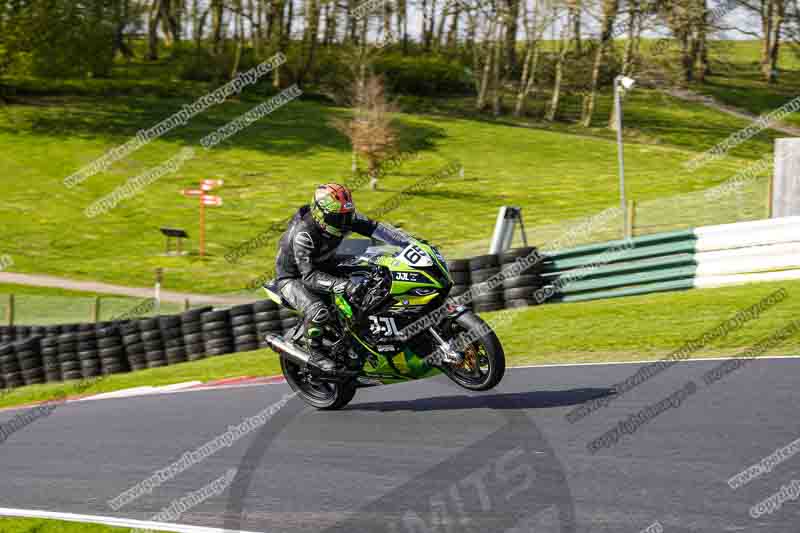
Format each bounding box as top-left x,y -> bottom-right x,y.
181,307 -> 212,361
159,315 -> 187,365
0,327 -> 11,344
446,259 -> 471,306
469,254 -> 504,312
16,337 -> 44,385
0,341 -> 22,388
501,246 -> 546,308
15,326 -> 30,341
77,327 -> 101,378
140,318 -> 166,368
57,332 -> 81,381
96,325 -> 127,375
254,300 -> 281,349
41,334 -> 61,382
280,308 -> 300,337
202,309 -> 233,356
230,304 -> 258,353
120,321 -> 147,371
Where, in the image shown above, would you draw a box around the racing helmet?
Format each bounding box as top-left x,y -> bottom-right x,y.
310,183 -> 355,237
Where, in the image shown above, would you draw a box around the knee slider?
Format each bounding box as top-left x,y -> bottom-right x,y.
307,302 -> 330,325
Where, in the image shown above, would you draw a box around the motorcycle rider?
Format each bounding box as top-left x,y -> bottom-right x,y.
274,183 -> 411,372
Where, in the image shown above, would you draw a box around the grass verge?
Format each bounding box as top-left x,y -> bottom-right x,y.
0,517 -> 167,533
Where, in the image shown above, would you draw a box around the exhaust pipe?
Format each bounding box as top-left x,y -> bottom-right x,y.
265,334 -> 311,366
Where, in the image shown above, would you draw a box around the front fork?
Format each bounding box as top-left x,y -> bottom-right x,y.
425,303 -> 470,366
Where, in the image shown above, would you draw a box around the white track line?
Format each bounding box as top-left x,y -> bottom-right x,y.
0,507 -> 262,533
511,354 -> 800,369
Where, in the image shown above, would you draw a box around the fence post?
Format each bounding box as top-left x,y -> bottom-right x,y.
7,294 -> 14,326
773,138 -> 800,217
625,200 -> 636,239
184,298 -> 190,311
767,170 -> 774,219
92,296 -> 101,323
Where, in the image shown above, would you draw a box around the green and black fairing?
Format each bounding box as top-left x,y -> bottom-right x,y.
334,240 -> 454,384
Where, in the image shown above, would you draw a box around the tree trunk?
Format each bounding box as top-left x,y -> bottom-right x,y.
681,33 -> 694,82
323,2 -> 334,44
112,0 -> 134,59
504,0 -> 520,70
384,0 -> 393,40
286,0 -> 294,42
446,5 -> 460,49
421,0 -> 429,47
298,0 -> 320,85
762,0 -> 784,83
491,22 -> 504,116
621,1 -> 639,75
425,0 -> 437,50
546,15 -> 572,122
514,41 -> 539,116
148,0 -> 162,60
211,0 -> 225,54
195,7 -> 208,48
345,0 -> 356,43
435,6 -> 448,49
476,21 -> 497,111
399,0 -> 409,53
582,0 -> 618,127
164,0 -> 181,45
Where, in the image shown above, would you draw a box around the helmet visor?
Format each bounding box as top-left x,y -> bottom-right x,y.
323,210 -> 354,232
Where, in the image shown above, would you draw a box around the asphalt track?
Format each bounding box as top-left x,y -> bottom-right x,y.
1,358 -> 799,532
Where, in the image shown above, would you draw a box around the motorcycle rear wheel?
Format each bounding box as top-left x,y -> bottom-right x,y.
280,355 -> 358,410
440,311 -> 506,391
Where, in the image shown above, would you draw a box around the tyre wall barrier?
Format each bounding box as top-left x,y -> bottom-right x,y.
0,301 -> 286,390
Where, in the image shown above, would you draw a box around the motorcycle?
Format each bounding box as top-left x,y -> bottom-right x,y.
263,239 -> 506,410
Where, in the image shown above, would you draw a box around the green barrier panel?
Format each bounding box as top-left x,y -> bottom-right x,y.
542,237 -> 698,272
545,229 -> 695,261
548,279 -> 695,303
556,265 -> 698,294
555,254 -> 698,283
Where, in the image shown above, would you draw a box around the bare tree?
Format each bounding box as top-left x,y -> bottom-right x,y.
514,0 -> 549,116
581,0 -> 619,126
546,1 -> 575,121
334,74 -> 399,190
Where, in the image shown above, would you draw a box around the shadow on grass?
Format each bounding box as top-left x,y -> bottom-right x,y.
347,387 -> 615,412
0,94 -> 447,160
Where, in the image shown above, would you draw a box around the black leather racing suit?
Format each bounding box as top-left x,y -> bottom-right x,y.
274,205 -> 410,334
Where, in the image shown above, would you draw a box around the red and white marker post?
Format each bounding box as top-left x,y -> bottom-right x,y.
181,179 -> 224,256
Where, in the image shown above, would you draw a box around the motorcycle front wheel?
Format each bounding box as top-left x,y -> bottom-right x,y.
280,354 -> 358,410
440,311 -> 506,391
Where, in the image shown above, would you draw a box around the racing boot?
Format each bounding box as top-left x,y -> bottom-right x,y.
296,302 -> 337,373
302,324 -> 337,373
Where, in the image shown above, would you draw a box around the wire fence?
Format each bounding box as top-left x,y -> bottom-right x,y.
0,295 -> 201,326
633,177 -> 770,236
446,177 -> 771,258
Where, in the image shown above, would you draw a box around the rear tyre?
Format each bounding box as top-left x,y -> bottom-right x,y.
279,353 -> 357,410
440,311 -> 505,391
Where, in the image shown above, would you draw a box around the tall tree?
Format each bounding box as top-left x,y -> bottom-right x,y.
582,0 -> 619,126
546,2 -> 575,121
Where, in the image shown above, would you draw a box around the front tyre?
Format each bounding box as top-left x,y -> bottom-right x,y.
280,355 -> 357,410
440,311 -> 506,391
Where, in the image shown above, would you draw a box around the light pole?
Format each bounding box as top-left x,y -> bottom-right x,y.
614,75 -> 636,239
